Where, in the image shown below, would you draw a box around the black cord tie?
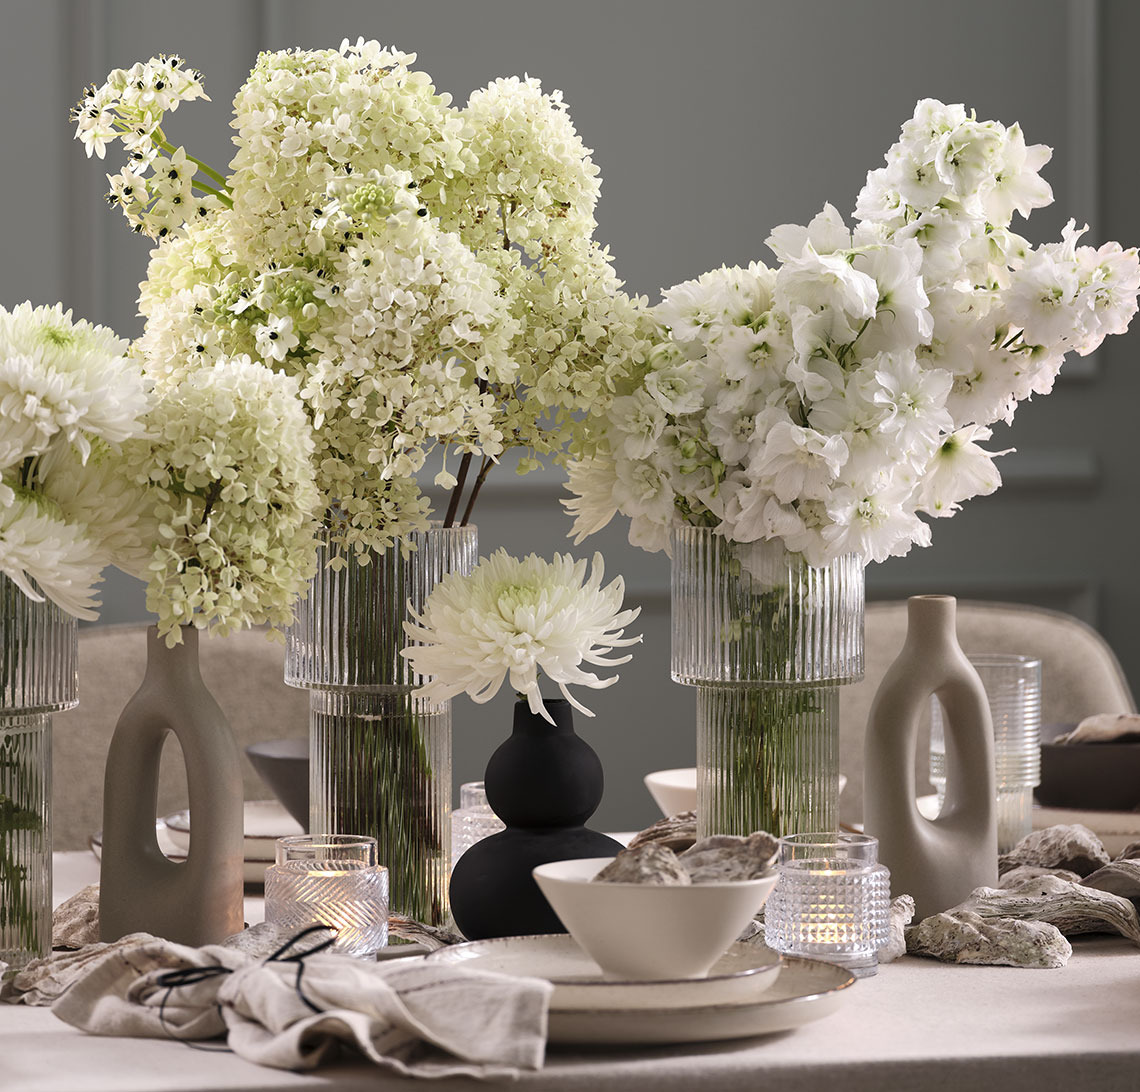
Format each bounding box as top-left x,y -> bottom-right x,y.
152,925 -> 339,1047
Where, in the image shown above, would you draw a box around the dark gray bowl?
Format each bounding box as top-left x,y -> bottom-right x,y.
246,738 -> 309,830
1037,722 -> 1140,811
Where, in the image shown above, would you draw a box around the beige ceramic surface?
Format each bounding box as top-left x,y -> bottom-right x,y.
532,856 -> 778,981
163,800 -> 303,860
545,955 -> 854,1045
426,934 -> 781,1010
864,596 -> 998,919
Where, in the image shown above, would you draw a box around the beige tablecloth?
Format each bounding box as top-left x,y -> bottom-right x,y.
2,854 -> 1137,1092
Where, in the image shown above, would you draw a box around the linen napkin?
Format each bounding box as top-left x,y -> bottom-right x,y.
50,933 -> 552,1080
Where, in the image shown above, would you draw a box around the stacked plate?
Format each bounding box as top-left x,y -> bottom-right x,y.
426,934 -> 855,1045
91,800 -> 303,885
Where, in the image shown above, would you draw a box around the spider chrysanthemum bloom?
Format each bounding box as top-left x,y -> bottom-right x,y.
402,549 -> 641,722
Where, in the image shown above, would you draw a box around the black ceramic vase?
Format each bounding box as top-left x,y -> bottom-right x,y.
449,697 -> 622,939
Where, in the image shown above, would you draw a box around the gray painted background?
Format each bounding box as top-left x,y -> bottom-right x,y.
3,0 -> 1137,833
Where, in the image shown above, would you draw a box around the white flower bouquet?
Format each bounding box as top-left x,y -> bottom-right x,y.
567,99 -> 1140,565
74,44 -> 652,560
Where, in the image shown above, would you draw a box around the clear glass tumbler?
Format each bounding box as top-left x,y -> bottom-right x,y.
450,781 -> 505,869
930,653 -> 1042,853
763,832 -> 890,977
264,834 -> 389,957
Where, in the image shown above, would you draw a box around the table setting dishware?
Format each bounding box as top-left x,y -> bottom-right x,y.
644,768 -> 847,818
91,800 -> 303,885
426,933 -> 854,1045
532,855 -> 778,981
244,739 -> 309,829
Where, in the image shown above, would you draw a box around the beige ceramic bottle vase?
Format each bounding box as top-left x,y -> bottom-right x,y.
864,595 -> 997,920
99,626 -> 244,944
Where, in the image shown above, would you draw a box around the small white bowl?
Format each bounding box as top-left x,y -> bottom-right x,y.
643,768 -> 697,816
643,768 -> 848,818
532,856 -> 778,981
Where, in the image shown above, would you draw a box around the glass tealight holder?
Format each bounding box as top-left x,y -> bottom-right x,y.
264,834 -> 389,958
763,832 -> 890,978
450,781 -> 505,870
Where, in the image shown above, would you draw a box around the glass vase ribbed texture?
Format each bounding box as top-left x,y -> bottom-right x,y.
285,525 -> 478,690
0,574 -> 76,967
1,575 -> 78,712
670,526 -> 864,686
309,691 -> 451,926
0,716 -> 51,968
285,525 -> 476,928
696,685 -> 839,838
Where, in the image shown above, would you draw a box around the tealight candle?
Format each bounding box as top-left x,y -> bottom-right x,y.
264,835 -> 389,958
763,832 -> 890,977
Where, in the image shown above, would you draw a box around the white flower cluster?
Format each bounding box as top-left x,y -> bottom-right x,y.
402,549 -> 641,722
0,303 -> 150,618
72,55 -> 219,238
80,42 -> 652,556
123,357 -> 321,644
568,99 -> 1140,565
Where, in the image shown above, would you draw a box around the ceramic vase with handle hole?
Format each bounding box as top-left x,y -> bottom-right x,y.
99,626 -> 244,945
449,697 -> 623,940
863,595 -> 997,920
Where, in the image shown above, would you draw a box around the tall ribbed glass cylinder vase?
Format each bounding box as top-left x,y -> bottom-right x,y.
671,528 -> 864,839
285,524 -> 476,927
0,575 -> 78,967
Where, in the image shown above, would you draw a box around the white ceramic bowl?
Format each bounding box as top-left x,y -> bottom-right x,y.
532,856 -> 778,981
643,768 -> 697,816
643,768 -> 848,818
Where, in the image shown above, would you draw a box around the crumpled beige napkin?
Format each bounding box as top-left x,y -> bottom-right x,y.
50,934 -> 552,1080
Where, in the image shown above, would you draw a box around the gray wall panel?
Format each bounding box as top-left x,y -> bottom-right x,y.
3,0 -> 1137,834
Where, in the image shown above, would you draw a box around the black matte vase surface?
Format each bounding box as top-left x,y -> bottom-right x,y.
449,698 -> 622,939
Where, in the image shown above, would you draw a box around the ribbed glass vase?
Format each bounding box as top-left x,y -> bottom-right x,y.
1,574 -> 78,967
671,526 -> 864,686
696,685 -> 839,838
309,690 -> 451,927
670,528 -> 863,839
285,524 -> 477,927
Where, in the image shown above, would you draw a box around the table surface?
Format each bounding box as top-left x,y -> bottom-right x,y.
2,853 -> 1139,1092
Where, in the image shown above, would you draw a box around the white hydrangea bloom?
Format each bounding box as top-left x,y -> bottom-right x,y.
123,357 -> 321,644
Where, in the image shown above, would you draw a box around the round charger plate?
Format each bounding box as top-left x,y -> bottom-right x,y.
427,934 -> 781,1011
548,956 -> 855,1045
88,823 -> 272,885
163,799 -> 303,860
430,935 -> 854,1044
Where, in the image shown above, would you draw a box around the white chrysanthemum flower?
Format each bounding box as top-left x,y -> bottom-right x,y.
0,488 -> 103,620
562,455 -> 620,544
402,549 -> 641,722
0,302 -> 146,467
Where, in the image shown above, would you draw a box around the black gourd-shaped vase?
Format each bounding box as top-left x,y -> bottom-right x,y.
449,697 -> 622,939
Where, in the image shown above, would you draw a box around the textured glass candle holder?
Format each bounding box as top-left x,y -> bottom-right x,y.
450,781 -> 504,870
764,833 -> 890,978
930,653 -> 1042,853
264,835 -> 389,958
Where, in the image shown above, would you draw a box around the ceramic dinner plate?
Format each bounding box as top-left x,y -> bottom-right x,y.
427,934 -> 782,1010
90,800 -> 303,885
163,799 -> 303,860
427,935 -> 855,1044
